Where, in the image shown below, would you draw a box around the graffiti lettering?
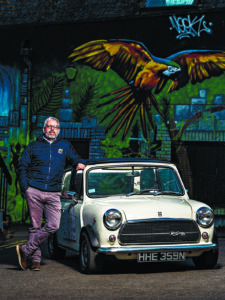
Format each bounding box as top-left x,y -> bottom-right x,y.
169,15 -> 212,39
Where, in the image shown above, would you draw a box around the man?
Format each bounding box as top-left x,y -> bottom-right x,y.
17,117 -> 85,271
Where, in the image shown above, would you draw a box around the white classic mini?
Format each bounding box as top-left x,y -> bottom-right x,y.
48,158 -> 218,274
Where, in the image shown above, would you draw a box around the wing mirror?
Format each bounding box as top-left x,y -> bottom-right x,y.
64,191 -> 78,203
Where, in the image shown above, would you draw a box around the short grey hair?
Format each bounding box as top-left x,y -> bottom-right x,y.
43,117 -> 60,128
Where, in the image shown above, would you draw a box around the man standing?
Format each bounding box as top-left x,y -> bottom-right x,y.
16,117 -> 85,271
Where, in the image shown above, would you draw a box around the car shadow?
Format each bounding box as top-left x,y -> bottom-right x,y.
1,239 -> 223,274
42,245 -> 223,275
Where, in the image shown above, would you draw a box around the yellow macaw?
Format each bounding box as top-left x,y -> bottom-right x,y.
69,39 -> 225,139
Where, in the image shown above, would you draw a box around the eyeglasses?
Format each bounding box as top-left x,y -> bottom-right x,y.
46,125 -> 59,129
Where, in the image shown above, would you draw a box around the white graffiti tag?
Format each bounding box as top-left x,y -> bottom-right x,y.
169,15 -> 212,39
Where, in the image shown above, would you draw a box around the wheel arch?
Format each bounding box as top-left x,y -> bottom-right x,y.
212,227 -> 218,245
80,225 -> 100,248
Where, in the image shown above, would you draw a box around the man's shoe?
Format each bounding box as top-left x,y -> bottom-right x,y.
16,245 -> 27,270
30,262 -> 41,271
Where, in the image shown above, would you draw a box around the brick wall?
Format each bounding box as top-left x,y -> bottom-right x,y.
0,0 -> 143,26
0,0 -> 224,27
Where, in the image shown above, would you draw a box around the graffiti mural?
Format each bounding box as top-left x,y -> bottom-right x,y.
1,9 -> 225,222
69,39 -> 225,140
10,143 -> 26,195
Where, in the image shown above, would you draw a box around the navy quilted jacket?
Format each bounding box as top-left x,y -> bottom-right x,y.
18,135 -> 86,192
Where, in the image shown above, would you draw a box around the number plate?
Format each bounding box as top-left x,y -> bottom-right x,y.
137,252 -> 186,263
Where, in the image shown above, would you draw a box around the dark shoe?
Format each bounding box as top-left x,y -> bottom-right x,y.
16,245 -> 27,270
30,262 -> 41,271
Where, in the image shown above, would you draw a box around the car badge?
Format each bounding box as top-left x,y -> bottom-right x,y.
170,231 -> 186,237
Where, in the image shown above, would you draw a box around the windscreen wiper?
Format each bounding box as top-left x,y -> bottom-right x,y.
126,189 -> 157,196
153,191 -> 183,196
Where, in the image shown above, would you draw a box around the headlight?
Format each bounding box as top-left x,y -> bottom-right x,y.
196,207 -> 214,228
103,209 -> 122,230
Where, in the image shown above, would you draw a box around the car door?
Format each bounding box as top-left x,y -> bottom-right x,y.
57,169 -> 83,253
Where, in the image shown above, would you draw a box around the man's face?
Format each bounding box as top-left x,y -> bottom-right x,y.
43,119 -> 60,140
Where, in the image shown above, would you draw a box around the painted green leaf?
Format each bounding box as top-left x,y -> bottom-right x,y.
31,76 -> 64,115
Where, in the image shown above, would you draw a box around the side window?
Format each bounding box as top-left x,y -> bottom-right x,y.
61,171 -> 72,196
70,169 -> 83,199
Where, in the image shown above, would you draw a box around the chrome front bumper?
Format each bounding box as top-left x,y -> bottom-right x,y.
97,243 -> 218,254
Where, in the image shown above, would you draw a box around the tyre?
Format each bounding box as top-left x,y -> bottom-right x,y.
48,233 -> 66,259
79,231 -> 103,274
193,229 -> 219,269
192,248 -> 219,269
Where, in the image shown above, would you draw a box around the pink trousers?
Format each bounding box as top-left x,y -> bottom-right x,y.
22,187 -> 61,263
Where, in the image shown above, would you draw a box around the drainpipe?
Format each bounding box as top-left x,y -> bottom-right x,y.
20,44 -> 32,144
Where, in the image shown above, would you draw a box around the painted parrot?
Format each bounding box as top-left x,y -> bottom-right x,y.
69,39 -> 225,139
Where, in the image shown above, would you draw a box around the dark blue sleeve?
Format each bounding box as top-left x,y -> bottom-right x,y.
18,144 -> 31,192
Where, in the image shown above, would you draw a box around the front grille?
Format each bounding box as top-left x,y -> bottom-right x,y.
118,219 -> 200,245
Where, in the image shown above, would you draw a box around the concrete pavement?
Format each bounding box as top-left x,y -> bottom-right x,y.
0,223 -> 29,248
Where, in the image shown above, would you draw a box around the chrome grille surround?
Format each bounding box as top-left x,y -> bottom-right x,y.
118,219 -> 200,245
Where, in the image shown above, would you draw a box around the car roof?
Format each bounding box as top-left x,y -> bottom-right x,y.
64,158 -> 175,173
85,158 -> 173,166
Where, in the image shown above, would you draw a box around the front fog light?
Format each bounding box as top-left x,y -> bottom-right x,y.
197,207 -> 214,228
104,209 -> 122,230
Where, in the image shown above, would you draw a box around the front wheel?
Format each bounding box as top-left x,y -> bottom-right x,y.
79,232 -> 103,274
192,248 -> 219,269
48,233 -> 66,259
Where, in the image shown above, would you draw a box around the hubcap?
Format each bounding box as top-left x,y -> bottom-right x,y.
81,239 -> 88,268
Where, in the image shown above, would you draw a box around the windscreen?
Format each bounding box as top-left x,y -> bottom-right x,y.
87,165 -> 183,197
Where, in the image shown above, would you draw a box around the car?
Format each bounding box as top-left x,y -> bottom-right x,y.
48,158 -> 219,274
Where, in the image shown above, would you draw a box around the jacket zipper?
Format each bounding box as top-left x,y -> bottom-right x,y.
45,143 -> 52,190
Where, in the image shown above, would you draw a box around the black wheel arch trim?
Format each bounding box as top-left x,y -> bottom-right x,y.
81,224 -> 100,248
213,227 -> 218,245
